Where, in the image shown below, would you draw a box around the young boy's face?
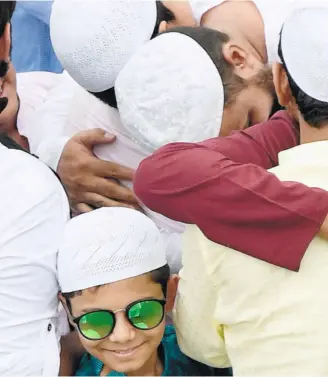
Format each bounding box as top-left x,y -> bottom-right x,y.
69,273 -> 166,374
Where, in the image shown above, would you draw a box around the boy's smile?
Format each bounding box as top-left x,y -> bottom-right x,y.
70,273 -> 166,375
102,341 -> 146,359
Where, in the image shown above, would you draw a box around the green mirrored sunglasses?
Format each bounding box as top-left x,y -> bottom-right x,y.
73,298 -> 166,340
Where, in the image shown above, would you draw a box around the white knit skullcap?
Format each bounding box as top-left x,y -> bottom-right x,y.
58,208 -> 167,293
189,0 -> 221,23
280,6 -> 328,102
115,32 -> 224,153
50,0 -> 157,92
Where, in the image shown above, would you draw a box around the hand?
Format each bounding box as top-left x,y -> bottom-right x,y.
57,128 -> 140,213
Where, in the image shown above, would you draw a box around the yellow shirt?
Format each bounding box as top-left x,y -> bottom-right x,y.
174,141 -> 328,376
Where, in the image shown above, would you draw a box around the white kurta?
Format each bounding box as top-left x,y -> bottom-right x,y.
16,72 -> 184,273
0,143 -> 70,375
65,87 -> 185,273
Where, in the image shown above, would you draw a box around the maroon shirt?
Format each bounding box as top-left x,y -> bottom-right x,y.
134,111 -> 328,271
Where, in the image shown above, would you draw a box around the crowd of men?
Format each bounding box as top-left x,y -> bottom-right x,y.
2,0 -> 328,376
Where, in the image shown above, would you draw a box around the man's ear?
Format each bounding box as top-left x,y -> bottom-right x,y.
165,274 -> 179,313
158,20 -> 168,33
222,42 -> 259,80
0,23 -> 11,62
59,292 -> 75,328
272,62 -> 293,108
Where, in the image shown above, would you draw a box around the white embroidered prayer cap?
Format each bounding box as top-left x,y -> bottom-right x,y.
58,207 -> 167,293
280,6 -> 328,102
50,0 -> 157,92
189,0 -> 221,23
115,32 -> 224,153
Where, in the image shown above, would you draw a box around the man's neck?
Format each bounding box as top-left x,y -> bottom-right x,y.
300,118 -> 328,145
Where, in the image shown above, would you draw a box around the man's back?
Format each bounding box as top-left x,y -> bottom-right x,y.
64,87 -> 185,272
175,140 -> 328,375
0,143 -> 69,375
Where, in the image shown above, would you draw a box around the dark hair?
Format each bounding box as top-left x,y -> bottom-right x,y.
90,2 -> 175,109
90,87 -> 117,109
161,26 -> 246,106
270,95 -> 284,116
278,34 -> 328,128
62,264 -> 170,314
151,1 -> 175,39
0,1 -> 15,37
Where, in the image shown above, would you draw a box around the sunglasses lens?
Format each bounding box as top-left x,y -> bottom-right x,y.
128,300 -> 164,330
78,311 -> 114,340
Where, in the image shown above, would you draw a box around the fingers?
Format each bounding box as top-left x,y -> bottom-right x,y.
82,193 -> 138,210
74,128 -> 116,148
90,158 -> 134,181
58,133 -> 138,210
73,203 -> 94,215
86,177 -> 138,204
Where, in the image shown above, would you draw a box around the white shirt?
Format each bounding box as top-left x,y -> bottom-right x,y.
65,87 -> 185,272
17,71 -> 72,338
16,73 -> 184,272
0,143 -> 69,375
17,71 -> 77,170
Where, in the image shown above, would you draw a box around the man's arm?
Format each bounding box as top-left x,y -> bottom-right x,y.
18,72 -> 139,213
0,147 -> 70,375
134,111 -> 328,271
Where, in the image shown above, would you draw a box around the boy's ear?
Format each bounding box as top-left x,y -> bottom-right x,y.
272,62 -> 293,107
59,292 -> 75,328
165,274 -> 180,313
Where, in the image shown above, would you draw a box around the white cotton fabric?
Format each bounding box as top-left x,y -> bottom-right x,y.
16,71 -> 184,274
58,207 -> 167,293
0,143 -> 70,375
50,0 -> 157,92
115,32 -> 224,153
17,71 -> 77,171
280,6 -> 328,102
64,87 -> 184,274
189,0 -> 224,23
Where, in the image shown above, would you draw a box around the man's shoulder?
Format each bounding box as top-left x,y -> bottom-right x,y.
0,144 -> 69,220
0,144 -> 60,190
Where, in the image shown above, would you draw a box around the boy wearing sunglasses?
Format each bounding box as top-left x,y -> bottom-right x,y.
57,207 -> 227,376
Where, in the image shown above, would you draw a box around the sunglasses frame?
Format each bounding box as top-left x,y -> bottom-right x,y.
73,298 -> 166,341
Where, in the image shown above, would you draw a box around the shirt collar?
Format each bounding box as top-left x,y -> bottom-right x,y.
278,140 -> 328,167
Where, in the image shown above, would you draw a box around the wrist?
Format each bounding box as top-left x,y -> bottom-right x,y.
35,136 -> 70,171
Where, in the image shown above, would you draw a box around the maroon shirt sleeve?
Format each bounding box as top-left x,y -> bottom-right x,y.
134,111 -> 328,271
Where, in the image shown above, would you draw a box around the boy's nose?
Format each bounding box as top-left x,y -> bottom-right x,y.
109,312 -> 136,344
